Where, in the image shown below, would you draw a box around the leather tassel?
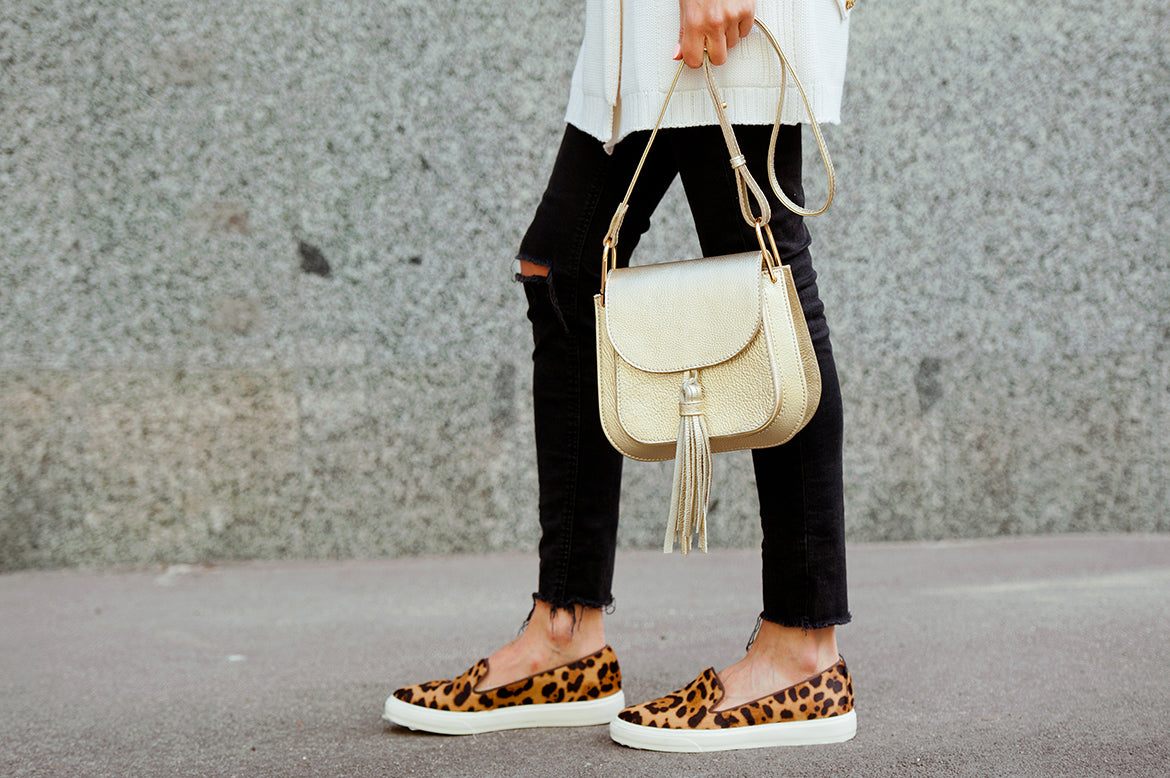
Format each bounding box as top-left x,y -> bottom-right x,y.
665,371 -> 712,554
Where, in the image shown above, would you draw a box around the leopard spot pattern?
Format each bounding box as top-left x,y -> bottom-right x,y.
616,657 -> 854,731
392,646 -> 622,713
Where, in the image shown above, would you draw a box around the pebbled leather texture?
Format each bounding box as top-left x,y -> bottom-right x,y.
595,253 -> 820,464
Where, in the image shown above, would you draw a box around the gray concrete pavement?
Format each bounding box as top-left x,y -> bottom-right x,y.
2,534 -> 1168,777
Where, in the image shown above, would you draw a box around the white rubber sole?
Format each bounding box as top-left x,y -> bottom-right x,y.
609,709 -> 857,752
383,691 -> 627,735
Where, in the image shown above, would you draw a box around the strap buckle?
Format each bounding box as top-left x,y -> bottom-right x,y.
754,220 -> 781,283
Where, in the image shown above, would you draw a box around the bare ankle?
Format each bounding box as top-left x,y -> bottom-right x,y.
527,600 -> 606,655
747,621 -> 838,676
480,602 -> 607,690
713,623 -> 840,710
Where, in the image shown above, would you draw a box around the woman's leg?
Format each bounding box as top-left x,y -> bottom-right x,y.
485,124 -> 679,687
672,123 -> 849,706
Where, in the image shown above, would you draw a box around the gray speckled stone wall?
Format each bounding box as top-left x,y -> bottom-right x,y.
1,0 -> 1166,569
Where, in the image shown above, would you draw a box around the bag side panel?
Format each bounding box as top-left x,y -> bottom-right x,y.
786,266 -> 822,429
729,267 -> 817,450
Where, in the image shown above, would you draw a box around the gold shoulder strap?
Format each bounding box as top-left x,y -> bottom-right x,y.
600,20 -> 835,299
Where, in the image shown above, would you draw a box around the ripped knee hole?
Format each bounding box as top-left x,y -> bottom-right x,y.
518,259 -> 550,278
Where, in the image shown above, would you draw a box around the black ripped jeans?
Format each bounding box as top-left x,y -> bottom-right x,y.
517,123 -> 849,629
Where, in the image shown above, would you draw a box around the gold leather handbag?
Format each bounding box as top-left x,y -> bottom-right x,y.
594,21 -> 836,554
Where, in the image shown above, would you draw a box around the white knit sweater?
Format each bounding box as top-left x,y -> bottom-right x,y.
565,0 -> 850,150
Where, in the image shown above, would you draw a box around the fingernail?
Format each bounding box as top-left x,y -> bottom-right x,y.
672,42 -> 681,59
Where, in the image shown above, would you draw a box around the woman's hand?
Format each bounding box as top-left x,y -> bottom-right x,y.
674,0 -> 756,68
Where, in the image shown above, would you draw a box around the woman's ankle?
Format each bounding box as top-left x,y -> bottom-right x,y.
525,600 -> 607,655
714,622 -> 839,709
480,601 -> 606,690
746,621 -> 838,677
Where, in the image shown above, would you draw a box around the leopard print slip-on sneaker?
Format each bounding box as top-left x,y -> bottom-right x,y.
383,645 -> 624,735
609,656 -> 856,752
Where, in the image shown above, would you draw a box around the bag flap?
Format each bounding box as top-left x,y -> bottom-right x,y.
604,252 -> 764,373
